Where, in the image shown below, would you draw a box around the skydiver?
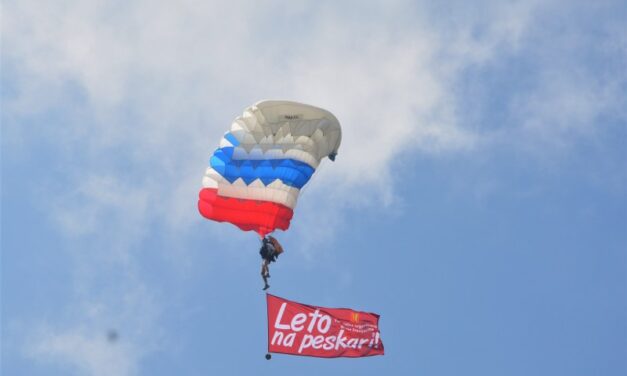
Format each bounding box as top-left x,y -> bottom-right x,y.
260,236 -> 283,290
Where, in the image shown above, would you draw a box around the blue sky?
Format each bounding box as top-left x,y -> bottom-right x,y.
2,1 -> 626,375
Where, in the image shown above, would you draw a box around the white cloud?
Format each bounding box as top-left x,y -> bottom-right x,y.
20,278 -> 162,376
3,0 -> 489,254
52,175 -> 149,238
26,327 -> 140,376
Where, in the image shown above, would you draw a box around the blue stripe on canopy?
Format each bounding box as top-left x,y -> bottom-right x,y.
223,132 -> 240,147
210,148 -> 315,188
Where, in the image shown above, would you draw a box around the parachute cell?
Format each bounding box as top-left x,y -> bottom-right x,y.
198,100 -> 341,237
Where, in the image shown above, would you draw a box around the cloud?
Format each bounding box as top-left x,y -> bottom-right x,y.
52,175 -> 149,240
19,275 -> 161,376
3,0 -> 490,254
26,327 -> 140,376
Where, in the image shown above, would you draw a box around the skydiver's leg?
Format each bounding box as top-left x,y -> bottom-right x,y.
261,260 -> 270,289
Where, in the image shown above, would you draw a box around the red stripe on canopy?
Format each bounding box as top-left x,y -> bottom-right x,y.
198,188 -> 294,237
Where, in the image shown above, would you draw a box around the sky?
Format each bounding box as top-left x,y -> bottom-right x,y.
2,0 -> 626,375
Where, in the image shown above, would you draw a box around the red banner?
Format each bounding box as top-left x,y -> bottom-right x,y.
266,294 -> 384,358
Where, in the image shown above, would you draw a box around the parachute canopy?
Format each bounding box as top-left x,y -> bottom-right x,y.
198,100 -> 342,237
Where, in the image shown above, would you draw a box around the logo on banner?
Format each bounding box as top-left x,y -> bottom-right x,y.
351,312 -> 360,323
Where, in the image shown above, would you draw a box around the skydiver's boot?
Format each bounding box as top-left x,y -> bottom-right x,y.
262,275 -> 270,290
263,284 -> 270,290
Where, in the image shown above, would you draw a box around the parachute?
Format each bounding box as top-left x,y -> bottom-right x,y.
198,100 -> 342,237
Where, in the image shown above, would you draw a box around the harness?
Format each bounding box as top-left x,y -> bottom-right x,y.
260,240 -> 277,262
